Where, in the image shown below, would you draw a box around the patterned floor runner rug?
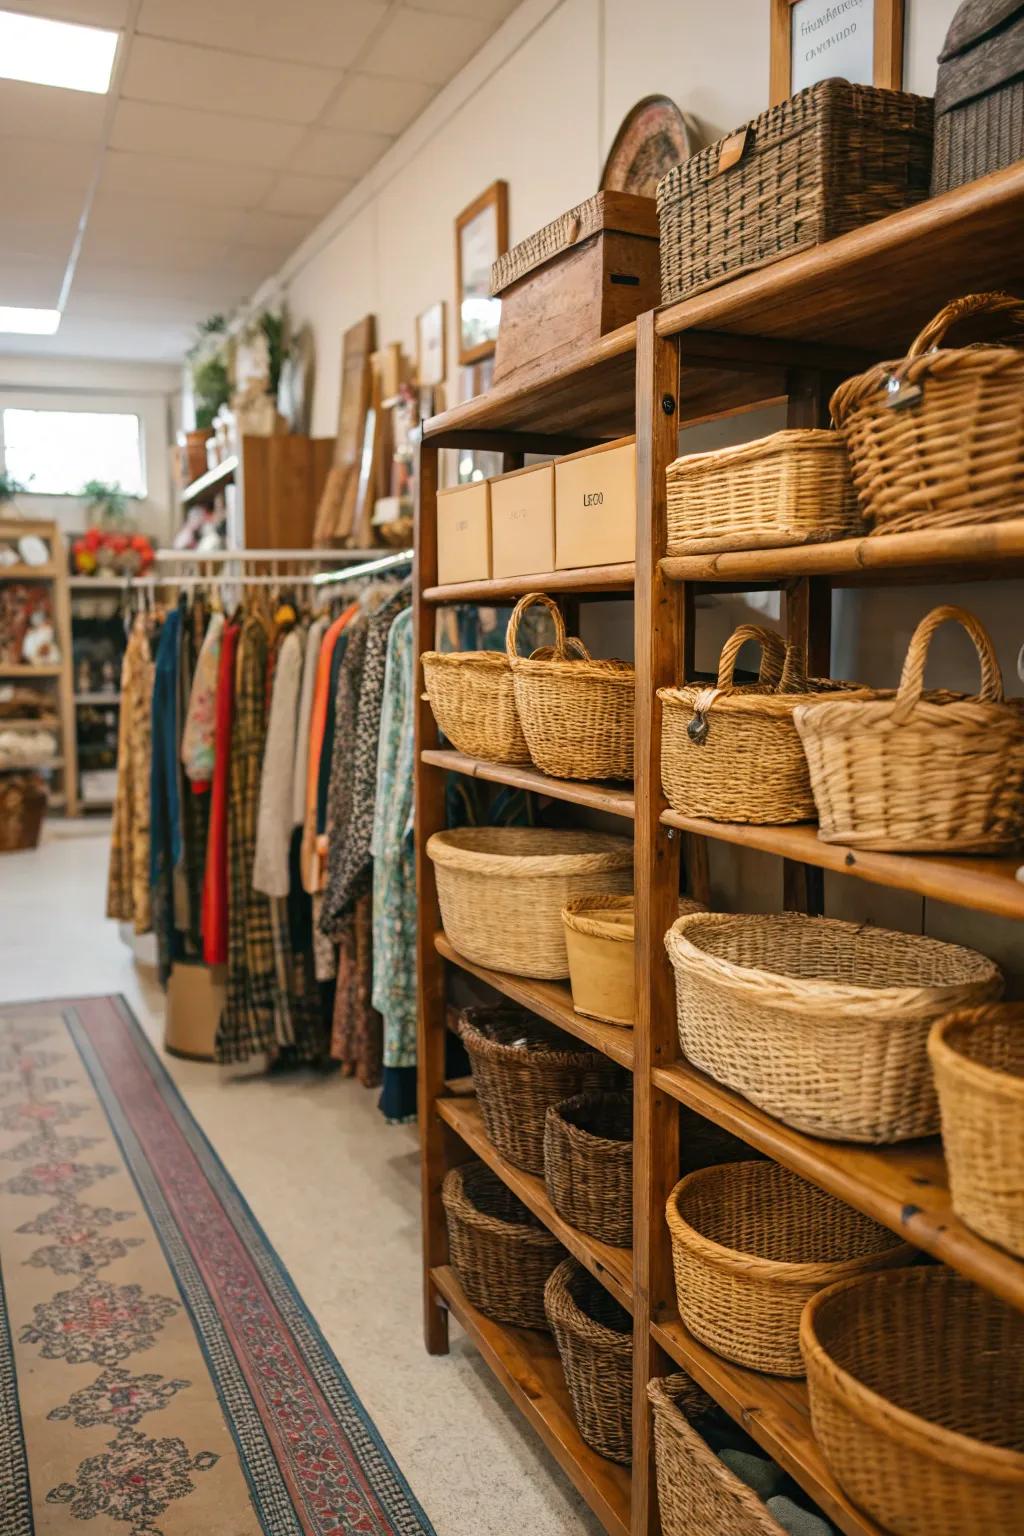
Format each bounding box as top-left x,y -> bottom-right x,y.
0,996 -> 436,1536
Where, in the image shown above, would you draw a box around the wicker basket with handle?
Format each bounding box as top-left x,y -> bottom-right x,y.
420,649 -> 530,764
794,605 -> 1024,852
544,1258 -> 633,1463
442,1161 -> 563,1330
830,291 -> 1024,534
543,1091 -> 633,1247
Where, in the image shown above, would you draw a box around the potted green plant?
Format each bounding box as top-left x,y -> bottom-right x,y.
184,314 -> 230,479
0,470 -> 28,508
80,479 -> 131,528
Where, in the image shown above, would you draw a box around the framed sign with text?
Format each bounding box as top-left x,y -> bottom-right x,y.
770,0 -> 904,105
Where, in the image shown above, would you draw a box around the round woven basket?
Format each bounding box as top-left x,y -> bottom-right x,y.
562,893 -> 705,1027
421,649 -> 530,763
427,826 -> 633,980
507,593 -> 635,782
459,1006 -> 623,1176
665,911 -> 1002,1142
801,1267 -> 1024,1535
543,1091 -> 633,1247
544,1258 -> 633,1463
831,291 -> 1024,535
929,1003 -> 1024,1259
441,1161 -> 563,1330
667,1162 -> 914,1376
794,605 -> 1024,853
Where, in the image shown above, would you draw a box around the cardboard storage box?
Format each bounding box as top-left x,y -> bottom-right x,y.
555,437 -> 636,569
490,462 -> 555,578
437,480 -> 491,585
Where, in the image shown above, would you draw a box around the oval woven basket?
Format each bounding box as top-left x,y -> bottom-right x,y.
441,1161 -> 563,1330
544,1258 -> 633,1463
507,593 -> 635,782
665,429 -> 862,555
929,1002 -> 1024,1259
666,1162 -> 913,1376
831,291 -> 1024,535
665,911 -> 1002,1142
421,649 -> 530,764
801,1267 -> 1024,1536
562,893 -> 705,1027
543,1091 -> 633,1247
427,825 -> 633,979
794,605 -> 1024,852
459,1006 -> 623,1176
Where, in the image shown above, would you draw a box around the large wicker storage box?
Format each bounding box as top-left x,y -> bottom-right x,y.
543,1091 -> 633,1247
932,0 -> 1024,195
656,80 -> 933,304
442,1161 -> 563,1329
544,1258 -> 633,1463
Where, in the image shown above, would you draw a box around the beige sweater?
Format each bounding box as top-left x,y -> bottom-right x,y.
253,629 -> 303,898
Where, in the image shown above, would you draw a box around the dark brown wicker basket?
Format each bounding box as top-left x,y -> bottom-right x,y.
442,1161 -> 563,1330
543,1092 -> 633,1247
459,1004 -> 624,1176
0,773 -> 47,853
932,1 -> 1024,195
545,1258 -> 633,1463
656,79 -> 933,305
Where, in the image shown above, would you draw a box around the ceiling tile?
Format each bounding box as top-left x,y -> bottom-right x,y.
357,5 -> 496,84
4,214 -> 80,261
72,259 -> 247,304
229,208 -> 318,254
109,99 -> 306,169
0,134 -> 96,189
262,173 -> 353,218
136,0 -> 387,70
68,290 -> 225,325
1,313 -> 197,363
321,72 -> 437,136
78,218 -> 230,271
0,255 -> 66,309
100,150 -> 275,208
288,124 -> 391,179
214,245 -> 281,289
0,77 -> 107,142
90,189 -> 244,243
4,0 -> 131,24
404,0 -> 518,14
119,36 -> 342,124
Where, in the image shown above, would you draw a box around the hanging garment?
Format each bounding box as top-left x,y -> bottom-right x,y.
150,606 -> 183,983
201,621 -> 240,967
176,596 -> 209,957
253,627 -> 303,899
106,616 -> 155,934
182,610 -> 224,788
317,614 -> 369,928
330,890 -> 382,1086
292,614 -> 328,828
301,603 -> 358,892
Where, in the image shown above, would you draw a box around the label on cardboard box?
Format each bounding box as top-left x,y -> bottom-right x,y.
490,462 -> 555,577
555,439 -> 636,569
437,480 -> 491,585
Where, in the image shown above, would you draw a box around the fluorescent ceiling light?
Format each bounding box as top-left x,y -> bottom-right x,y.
0,8 -> 118,94
0,306 -> 61,335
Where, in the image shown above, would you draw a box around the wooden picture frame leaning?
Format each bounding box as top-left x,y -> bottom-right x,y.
769,0 -> 905,106
454,179 -> 508,367
416,301 -> 447,388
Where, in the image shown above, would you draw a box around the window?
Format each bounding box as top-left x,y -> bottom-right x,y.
1,408 -> 146,498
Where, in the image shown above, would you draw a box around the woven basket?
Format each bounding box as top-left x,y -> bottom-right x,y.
442,1161 -> 563,1330
665,430 -> 862,555
795,605 -> 1024,853
460,1006 -> 623,1176
421,650 -> 530,764
667,1162 -> 914,1377
831,292 -> 1024,534
649,1374 -> 789,1536
562,893 -> 705,1027
544,1258 -> 633,1462
0,773 -> 47,853
658,624 -> 866,824
801,1267 -> 1024,1536
929,1003 -> 1024,1259
666,911 -> 1002,1142
506,593 -> 635,782
543,1091 -> 632,1247
427,826 -> 633,980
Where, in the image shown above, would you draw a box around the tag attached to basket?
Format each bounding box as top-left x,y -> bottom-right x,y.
884,373 -> 923,410
715,128 -> 748,175
687,711 -> 710,744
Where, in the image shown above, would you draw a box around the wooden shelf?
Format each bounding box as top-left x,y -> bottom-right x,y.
435,932 -> 633,1069
0,664 -> 61,679
437,1095 -> 632,1311
0,716 -> 58,728
181,454 -> 237,508
0,562 -> 57,580
655,1057 -> 1024,1311
69,575 -> 129,591
75,692 -> 120,706
0,757 -> 61,771
652,1318 -> 885,1536
432,1265 -> 631,1536
421,749 -> 635,819
422,562 -> 635,605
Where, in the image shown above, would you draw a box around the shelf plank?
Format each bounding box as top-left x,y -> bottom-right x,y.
0,563 -> 58,579
422,562 -> 635,604
0,716 -> 58,728
654,1057 -> 1024,1311
437,1095 -> 633,1311
0,664 -> 61,679
435,932 -> 634,1070
660,809 -> 1024,921
421,748 -> 636,819
69,575 -> 129,591
75,692 -> 120,706
181,454 -> 238,507
432,1265 -> 631,1536
651,1317 -> 885,1536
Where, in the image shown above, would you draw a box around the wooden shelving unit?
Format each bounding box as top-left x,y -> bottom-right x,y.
413,163 -> 1024,1536
181,453 -> 238,508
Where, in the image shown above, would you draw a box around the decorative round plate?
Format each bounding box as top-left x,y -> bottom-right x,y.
600,95 -> 698,198
17,535 -> 49,567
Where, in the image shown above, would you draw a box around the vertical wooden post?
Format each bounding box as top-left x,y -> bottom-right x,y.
51,530 -> 80,817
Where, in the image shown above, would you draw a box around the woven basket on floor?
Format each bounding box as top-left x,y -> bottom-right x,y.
802,1267 -> 1024,1536
666,911 -> 1002,1142
667,1162 -> 913,1377
506,593 -> 635,781
929,1003 -> 1024,1259
459,1006 -> 623,1176
665,430 -> 862,555
0,773 -> 46,853
795,605 -> 1024,853
831,291 -> 1024,534
562,893 -> 705,1027
421,650 -> 530,764
543,1091 -> 632,1247
544,1258 -> 633,1462
427,826 -> 633,980
442,1161 -> 563,1330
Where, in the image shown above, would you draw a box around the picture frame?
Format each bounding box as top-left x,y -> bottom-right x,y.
769,0 -> 904,105
415,300 -> 447,388
454,179 -> 508,367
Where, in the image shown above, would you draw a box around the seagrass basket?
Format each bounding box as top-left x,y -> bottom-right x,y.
442,1161 -> 563,1330
801,1267 -> 1024,1536
667,1162 -> 914,1377
665,911 -> 1002,1142
459,1006 -> 623,1176
543,1091 -> 632,1246
420,650 -> 530,763
562,893 -> 705,1027
427,826 -> 633,979
544,1258 -> 633,1463
929,1003 -> 1024,1259
665,430 -> 861,555
0,773 -> 46,853
795,605 -> 1024,852
830,292 -> 1024,534
507,593 -> 635,781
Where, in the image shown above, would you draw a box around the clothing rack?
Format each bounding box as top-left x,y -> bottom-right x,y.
313,548 -> 414,588
123,548 -> 413,591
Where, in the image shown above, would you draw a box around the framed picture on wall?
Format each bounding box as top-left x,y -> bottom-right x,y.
769,0 -> 904,105
454,179 -> 508,367
416,301 -> 446,388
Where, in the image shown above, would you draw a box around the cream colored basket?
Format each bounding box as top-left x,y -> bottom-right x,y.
562,894 -> 705,1027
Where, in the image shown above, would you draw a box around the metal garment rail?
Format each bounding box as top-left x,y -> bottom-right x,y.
313,548 -> 414,587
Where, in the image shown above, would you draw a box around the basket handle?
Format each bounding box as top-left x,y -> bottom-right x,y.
506,592 -> 592,664
904,291 -> 1024,361
778,643 -> 810,694
891,605 -> 1004,724
715,625 -> 786,691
